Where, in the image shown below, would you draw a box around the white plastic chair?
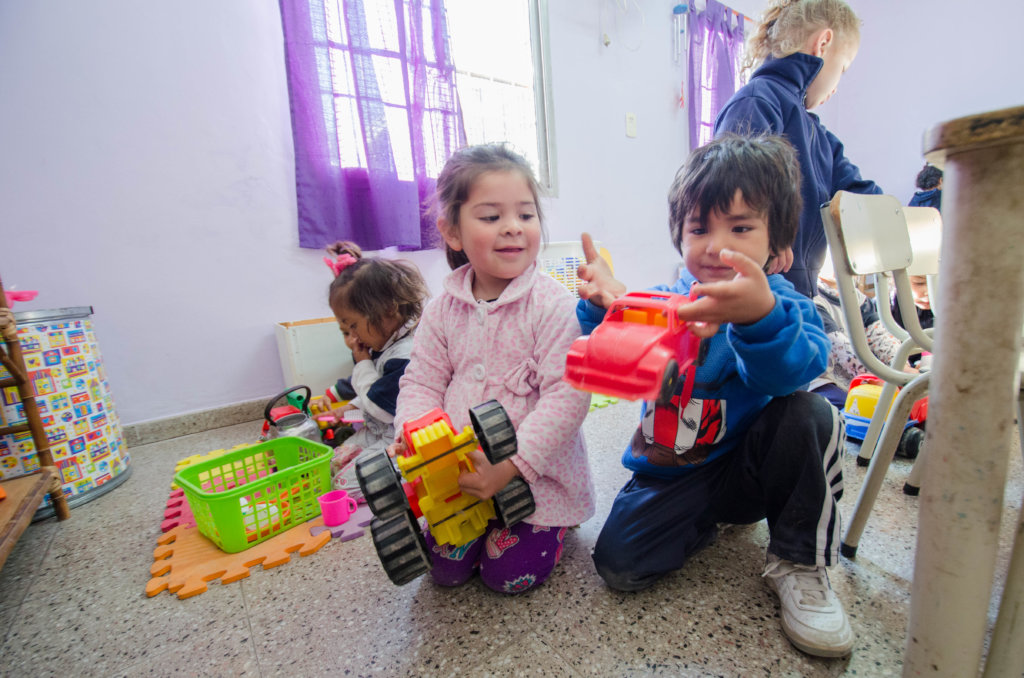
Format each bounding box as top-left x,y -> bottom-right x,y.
853,205 -> 942,471
820,191 -> 935,558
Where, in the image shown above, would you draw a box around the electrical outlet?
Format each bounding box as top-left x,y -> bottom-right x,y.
625,112 -> 637,138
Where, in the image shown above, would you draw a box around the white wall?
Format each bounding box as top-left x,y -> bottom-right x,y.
0,0 -> 1015,425
819,0 -> 1024,201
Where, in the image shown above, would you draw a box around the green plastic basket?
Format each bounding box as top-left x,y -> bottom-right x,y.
174,437 -> 332,553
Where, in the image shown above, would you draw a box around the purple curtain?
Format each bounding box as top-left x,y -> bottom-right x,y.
687,0 -> 745,150
279,0 -> 466,250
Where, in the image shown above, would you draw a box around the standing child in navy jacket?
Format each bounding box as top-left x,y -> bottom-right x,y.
577,134 -> 851,658
715,0 -> 881,297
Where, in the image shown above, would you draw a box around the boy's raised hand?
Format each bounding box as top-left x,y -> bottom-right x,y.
576,232 -> 626,309
676,248 -> 776,338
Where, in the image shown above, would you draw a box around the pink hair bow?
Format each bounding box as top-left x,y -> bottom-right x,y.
324,253 -> 358,277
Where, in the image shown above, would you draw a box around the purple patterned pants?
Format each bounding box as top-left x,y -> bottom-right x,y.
424,520 -> 568,594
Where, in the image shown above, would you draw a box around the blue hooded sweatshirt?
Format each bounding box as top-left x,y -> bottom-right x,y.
576,270 -> 829,477
909,188 -> 941,209
715,52 -> 882,297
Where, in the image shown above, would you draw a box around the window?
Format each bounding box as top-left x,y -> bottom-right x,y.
279,0 -> 555,251
687,1 -> 746,150
445,0 -> 555,190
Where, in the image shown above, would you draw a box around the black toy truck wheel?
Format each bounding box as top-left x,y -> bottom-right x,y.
356,452 -> 407,520
370,510 -> 431,586
493,476 -> 536,527
470,400 -> 518,464
657,359 -> 679,406
897,427 -> 924,460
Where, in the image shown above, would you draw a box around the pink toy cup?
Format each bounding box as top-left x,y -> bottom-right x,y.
318,490 -> 358,527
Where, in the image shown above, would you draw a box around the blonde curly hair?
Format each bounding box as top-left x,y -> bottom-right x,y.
744,0 -> 861,72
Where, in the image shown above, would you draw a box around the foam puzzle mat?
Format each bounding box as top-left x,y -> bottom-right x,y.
149,444 -> 374,600
309,503 -> 373,541
147,518 -> 332,599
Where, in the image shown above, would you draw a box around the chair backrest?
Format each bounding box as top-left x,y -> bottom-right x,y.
904,206 -> 942,276
827,192 -> 914,276
822,191 -> 931,385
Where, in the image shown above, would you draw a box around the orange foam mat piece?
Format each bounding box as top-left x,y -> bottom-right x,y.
146,517 -> 332,599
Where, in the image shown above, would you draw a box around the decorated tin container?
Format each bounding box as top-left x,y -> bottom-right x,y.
0,307 -> 130,514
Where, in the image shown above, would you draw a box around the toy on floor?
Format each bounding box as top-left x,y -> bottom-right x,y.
173,437 -> 332,553
260,385 -> 322,443
317,489 -> 358,526
260,385 -> 356,448
355,400 -> 535,585
564,290 -> 702,405
844,374 -> 927,460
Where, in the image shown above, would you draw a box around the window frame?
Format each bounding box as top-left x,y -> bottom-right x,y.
529,0 -> 557,194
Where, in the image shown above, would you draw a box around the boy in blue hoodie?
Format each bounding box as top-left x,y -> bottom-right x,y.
577,134 -> 851,658
714,0 -> 882,298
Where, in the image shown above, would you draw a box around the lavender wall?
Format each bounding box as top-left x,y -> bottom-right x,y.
817,0 -> 1024,201
0,0 -> 1015,425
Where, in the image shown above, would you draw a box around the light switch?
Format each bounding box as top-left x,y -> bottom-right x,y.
625,112 -> 637,138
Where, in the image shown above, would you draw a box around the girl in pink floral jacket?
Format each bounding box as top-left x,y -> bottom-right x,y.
396,144 -> 595,594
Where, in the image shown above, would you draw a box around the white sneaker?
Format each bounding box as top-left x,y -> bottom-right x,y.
763,552 -> 854,658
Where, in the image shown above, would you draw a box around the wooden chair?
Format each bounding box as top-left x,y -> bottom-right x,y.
0,276 -> 70,571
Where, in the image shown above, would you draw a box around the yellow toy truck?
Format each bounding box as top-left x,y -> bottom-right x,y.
355,400 -> 535,585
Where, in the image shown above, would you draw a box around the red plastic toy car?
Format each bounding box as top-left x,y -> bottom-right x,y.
564,291 -> 701,405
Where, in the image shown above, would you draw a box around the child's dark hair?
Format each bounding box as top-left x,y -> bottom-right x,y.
668,133 -> 803,261
915,164 -> 943,190
326,241 -> 429,335
432,143 -> 546,270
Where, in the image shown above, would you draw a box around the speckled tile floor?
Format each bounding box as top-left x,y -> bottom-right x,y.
0,399 -> 1021,677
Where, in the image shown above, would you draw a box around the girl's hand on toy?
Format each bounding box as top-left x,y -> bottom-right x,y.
676,249 -> 775,338
458,450 -> 520,500
387,441 -> 407,458
577,232 -> 626,309
310,396 -> 331,415
766,246 -> 794,275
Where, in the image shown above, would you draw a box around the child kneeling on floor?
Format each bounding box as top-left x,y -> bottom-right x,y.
576,133 -> 852,658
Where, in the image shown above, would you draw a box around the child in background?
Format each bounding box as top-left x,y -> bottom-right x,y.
908,164 -> 943,209
810,265 -> 908,410
891,274 -> 934,332
890,273 -> 935,370
577,134 -> 852,657
311,241 -> 429,501
394,143 -> 595,595
715,0 -> 881,298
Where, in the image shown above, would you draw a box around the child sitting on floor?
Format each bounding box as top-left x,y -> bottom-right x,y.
310,241 -> 429,501
577,133 -> 852,658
